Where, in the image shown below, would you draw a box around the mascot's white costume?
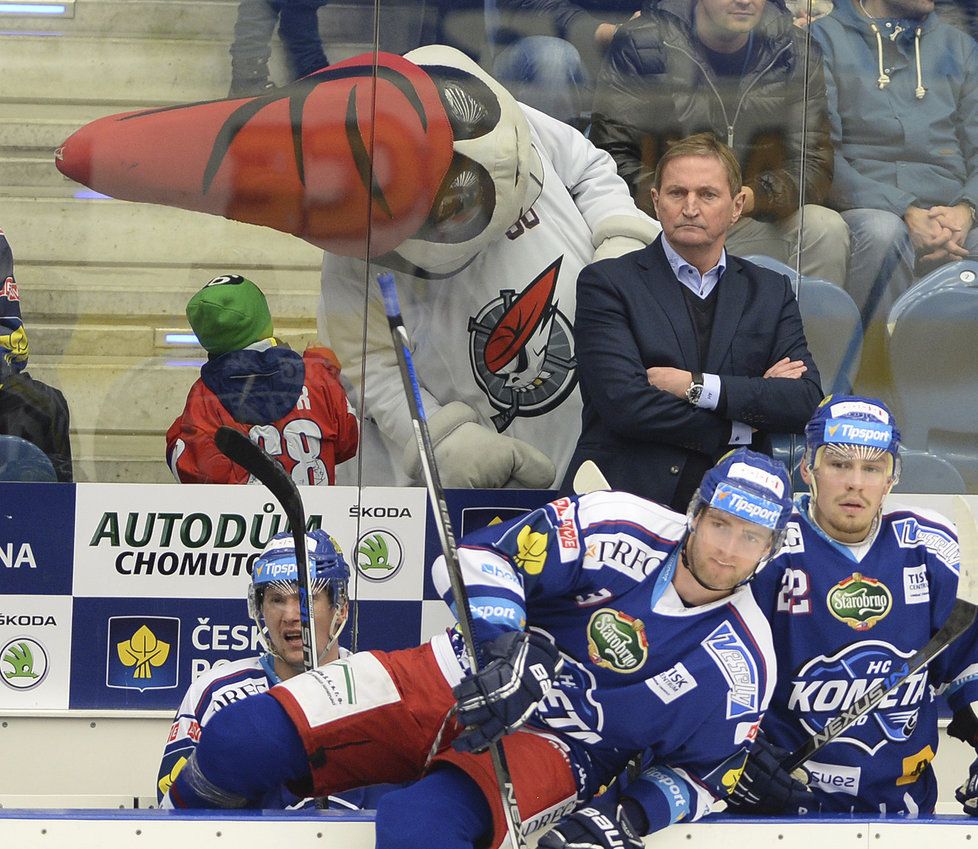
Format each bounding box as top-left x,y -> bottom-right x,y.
321,46 -> 659,487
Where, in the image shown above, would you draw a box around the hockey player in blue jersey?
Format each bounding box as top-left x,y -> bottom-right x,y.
163,448 -> 792,849
158,529 -> 387,810
729,394 -> 978,817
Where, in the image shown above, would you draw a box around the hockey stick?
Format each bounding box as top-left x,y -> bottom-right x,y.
572,460 -> 610,495
376,271 -> 527,849
783,495 -> 978,772
214,427 -> 318,673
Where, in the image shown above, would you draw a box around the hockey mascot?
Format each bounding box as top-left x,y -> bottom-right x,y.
55,45 -> 658,488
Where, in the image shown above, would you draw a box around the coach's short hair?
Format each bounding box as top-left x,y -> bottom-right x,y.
653,133 -> 742,197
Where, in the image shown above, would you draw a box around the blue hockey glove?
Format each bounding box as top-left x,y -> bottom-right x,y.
452,630 -> 562,754
537,794 -> 645,849
955,757 -> 978,815
726,732 -> 818,815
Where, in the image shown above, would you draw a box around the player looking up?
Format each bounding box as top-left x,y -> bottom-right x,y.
163,448 -> 793,849
729,394 -> 978,816
157,530 -> 372,809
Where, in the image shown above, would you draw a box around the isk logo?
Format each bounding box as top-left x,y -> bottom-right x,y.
468,257 -> 577,432
106,616 -> 180,692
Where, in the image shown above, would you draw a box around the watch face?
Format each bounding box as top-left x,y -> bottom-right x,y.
686,384 -> 703,404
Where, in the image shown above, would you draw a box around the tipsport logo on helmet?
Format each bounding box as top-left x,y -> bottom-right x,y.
106,616 -> 180,692
710,483 -> 781,530
823,419 -> 893,450
253,560 -> 298,583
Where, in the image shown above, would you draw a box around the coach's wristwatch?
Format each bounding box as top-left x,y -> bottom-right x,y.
685,372 -> 705,406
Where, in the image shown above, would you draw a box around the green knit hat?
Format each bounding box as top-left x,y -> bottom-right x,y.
187,274 -> 274,355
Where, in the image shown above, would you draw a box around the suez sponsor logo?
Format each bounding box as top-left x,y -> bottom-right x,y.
701,621 -> 759,719
87,504 -> 325,576
1,542 -> 37,569
806,760 -> 860,796
892,517 -> 959,567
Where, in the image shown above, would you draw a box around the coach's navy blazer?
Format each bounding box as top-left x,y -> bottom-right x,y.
562,236 -> 823,509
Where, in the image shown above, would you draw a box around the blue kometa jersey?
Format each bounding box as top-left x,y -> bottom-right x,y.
751,495 -> 978,815
432,490 -> 778,833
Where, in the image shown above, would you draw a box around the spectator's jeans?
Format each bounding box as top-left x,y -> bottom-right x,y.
726,204 -> 850,287
841,207 -> 978,327
230,0 -> 328,82
492,36 -> 588,126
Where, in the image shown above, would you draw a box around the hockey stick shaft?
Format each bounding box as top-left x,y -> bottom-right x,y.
376,272 -> 527,849
783,495 -> 978,772
214,427 -> 318,673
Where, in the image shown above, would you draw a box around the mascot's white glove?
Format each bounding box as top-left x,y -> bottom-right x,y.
403,401 -> 555,488
591,214 -> 661,262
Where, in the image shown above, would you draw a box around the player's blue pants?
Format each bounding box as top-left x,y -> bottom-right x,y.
166,692 -> 493,847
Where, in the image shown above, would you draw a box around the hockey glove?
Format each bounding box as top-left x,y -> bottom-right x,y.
403,401 -> 555,488
452,630 -> 563,754
726,731 -> 818,815
537,794 -> 646,849
949,704 -> 978,815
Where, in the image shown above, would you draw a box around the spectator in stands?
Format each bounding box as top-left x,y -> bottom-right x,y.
590,0 -> 850,286
562,133 -> 822,511
158,529 -> 394,809
809,0 -> 978,339
227,0 -> 329,97
166,274 -> 357,484
490,1 -> 642,125
0,231 -> 72,482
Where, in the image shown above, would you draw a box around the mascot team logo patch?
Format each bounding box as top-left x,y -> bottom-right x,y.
468,257 -> 577,432
586,609 -> 648,673
826,573 -> 892,630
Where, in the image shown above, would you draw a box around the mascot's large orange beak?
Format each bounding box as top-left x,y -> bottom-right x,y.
55,52 -> 454,258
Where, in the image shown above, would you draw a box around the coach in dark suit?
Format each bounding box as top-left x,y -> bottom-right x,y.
563,133 -> 823,510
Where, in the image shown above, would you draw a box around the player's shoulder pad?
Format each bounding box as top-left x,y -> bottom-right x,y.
883,503 -> 959,569
575,489 -> 687,542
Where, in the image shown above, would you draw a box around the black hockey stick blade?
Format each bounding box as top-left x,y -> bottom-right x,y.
783,495 -> 978,772
214,426 -> 317,672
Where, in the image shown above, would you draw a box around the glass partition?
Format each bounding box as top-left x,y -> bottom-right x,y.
4,0 -> 977,495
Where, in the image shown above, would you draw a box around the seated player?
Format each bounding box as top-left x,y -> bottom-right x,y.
157,530 -> 380,808
728,395 -> 978,816
166,274 -> 358,485
164,449 -> 794,849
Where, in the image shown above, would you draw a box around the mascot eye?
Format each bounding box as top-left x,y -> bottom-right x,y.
416,153 -> 495,244
424,67 -> 501,140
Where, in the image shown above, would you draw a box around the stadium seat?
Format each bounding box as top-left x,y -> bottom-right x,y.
887,261 -> 978,492
893,450 -> 967,494
0,435 -> 57,482
742,255 -> 862,395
